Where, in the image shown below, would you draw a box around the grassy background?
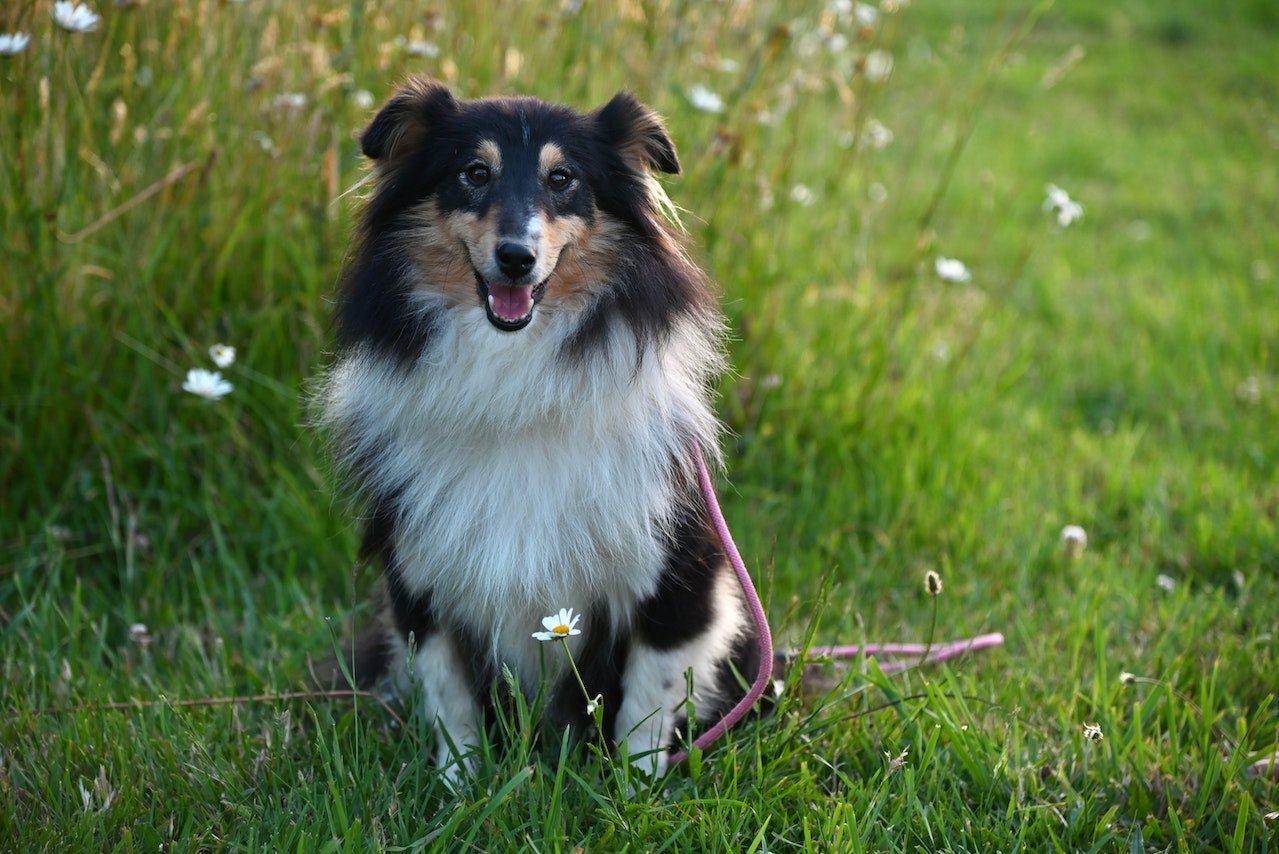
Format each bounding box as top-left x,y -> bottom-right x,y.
2,0 -> 1277,849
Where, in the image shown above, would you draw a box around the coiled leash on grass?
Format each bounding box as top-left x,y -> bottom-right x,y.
668,445 -> 1004,767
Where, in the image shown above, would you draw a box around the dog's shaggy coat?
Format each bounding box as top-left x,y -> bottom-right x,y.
317,78 -> 758,780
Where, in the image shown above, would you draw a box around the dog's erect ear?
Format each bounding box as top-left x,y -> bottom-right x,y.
594,92 -> 681,175
361,77 -> 459,162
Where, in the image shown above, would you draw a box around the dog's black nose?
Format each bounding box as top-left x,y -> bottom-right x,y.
495,242 -> 536,280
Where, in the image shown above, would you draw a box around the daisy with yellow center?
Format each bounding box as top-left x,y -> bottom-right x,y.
532,607 -> 581,641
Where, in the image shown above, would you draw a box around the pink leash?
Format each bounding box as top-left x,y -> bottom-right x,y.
667,445 -> 1004,766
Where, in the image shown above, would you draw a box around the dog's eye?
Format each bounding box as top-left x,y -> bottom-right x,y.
462,164 -> 490,187
546,168 -> 574,191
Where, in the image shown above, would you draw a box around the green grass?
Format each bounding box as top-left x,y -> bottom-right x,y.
2,0 -> 1277,849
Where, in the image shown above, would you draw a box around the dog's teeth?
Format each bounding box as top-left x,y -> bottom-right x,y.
487,294 -> 496,308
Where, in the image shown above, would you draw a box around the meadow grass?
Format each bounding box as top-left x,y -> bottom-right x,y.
2,0 -> 1277,850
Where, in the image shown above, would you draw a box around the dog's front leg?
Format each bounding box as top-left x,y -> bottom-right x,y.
410,632 -> 482,788
614,568 -> 750,779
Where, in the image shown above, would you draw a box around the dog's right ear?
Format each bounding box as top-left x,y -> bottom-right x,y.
360,77 -> 459,162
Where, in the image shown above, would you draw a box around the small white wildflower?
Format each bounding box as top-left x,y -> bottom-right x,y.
182,368 -> 233,401
406,40 -> 440,58
129,622 -> 152,647
687,84 -> 724,114
1118,671 -> 1136,685
935,257 -> 972,283
862,118 -> 894,150
863,49 -> 894,82
352,89 -> 375,110
1043,183 -> 1084,227
825,33 -> 849,54
208,343 -> 236,369
772,679 -> 785,699
53,2 -> 100,33
0,32 -> 32,55
1060,524 -> 1088,557
789,184 -> 815,206
253,132 -> 276,154
1082,722 -> 1103,742
586,693 -> 602,716
532,607 -> 582,641
717,58 -> 740,73
1155,573 -> 1176,593
854,3 -> 880,27
1235,375 -> 1261,405
273,92 -> 308,111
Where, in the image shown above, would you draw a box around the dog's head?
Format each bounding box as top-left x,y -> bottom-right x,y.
357,78 -> 683,334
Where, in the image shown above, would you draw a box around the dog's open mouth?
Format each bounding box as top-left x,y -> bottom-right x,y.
474,271 -> 548,332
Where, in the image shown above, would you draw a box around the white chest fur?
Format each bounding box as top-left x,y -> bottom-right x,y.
320,304 -> 722,690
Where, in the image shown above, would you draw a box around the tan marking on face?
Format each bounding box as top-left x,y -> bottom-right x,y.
395,201 -> 482,305
397,196 -> 620,316
475,139 -> 502,173
543,213 -> 627,309
538,142 -> 566,177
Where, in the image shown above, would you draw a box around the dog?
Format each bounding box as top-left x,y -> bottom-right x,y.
315,77 -> 759,783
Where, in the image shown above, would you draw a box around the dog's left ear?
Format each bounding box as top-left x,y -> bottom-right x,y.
594,92 -> 681,175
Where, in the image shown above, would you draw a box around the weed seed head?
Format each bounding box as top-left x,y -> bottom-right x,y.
925,570 -> 943,596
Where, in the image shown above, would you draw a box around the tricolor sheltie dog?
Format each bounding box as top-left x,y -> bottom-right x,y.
316,78 -> 759,782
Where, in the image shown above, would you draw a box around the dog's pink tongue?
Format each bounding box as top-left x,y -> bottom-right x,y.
489,284 -> 534,321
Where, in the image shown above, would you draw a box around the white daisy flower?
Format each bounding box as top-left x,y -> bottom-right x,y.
406,40 -> 440,58
53,2 -> 100,33
935,256 -> 972,283
182,368 -> 233,401
1155,573 -> 1176,593
1082,722 -> 1104,742
129,623 -> 152,647
532,607 -> 582,641
0,32 -> 32,56
789,184 -> 815,206
687,84 -> 724,114
862,118 -> 894,150
854,3 -> 880,27
863,49 -> 894,82
272,92 -> 308,111
1044,183 -> 1084,227
1060,524 -> 1087,557
208,343 -> 236,369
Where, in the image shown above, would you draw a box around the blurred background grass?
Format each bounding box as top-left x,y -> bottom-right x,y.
1,0 -> 1276,849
